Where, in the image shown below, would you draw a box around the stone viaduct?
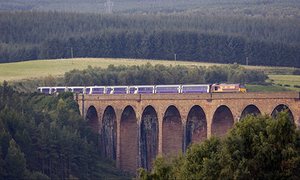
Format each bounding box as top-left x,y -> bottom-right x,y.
75,92 -> 300,173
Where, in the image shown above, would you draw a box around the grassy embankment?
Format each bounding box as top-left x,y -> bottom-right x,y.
0,58 -> 299,92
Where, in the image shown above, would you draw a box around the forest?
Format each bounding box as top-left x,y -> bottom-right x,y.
0,82 -> 129,179
0,10 -> 299,67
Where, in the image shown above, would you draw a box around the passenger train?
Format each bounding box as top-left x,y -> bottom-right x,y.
37,84 -> 246,94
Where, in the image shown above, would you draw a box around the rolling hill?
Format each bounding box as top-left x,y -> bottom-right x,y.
1,58 -> 299,92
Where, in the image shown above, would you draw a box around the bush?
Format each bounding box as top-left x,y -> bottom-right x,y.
293,69 -> 300,75
294,85 -> 300,88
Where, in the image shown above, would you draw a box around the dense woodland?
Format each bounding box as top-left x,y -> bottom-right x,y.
63,64 -> 267,86
0,10 -> 299,67
0,82 -> 129,179
139,113 -> 300,179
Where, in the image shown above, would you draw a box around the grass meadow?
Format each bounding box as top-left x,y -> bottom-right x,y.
0,58 -> 221,82
268,75 -> 300,91
0,58 -> 299,92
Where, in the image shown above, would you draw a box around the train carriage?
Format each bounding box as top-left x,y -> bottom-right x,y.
37,87 -> 52,94
105,86 -> 128,94
68,87 -> 85,94
181,84 -> 210,93
89,86 -> 105,94
129,86 -> 155,94
155,85 -> 181,94
52,87 -> 67,93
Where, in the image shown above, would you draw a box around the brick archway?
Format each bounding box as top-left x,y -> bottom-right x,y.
102,106 -> 117,161
86,105 -> 99,134
271,104 -> 294,122
185,105 -> 207,150
212,105 -> 234,137
120,106 -> 138,172
240,104 -> 261,120
162,105 -> 183,157
140,105 -> 158,170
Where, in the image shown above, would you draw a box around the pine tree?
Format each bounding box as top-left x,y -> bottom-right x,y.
5,139 -> 27,179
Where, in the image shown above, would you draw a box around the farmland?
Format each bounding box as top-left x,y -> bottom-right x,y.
268,75 -> 300,91
0,58 -> 241,82
0,58 -> 299,92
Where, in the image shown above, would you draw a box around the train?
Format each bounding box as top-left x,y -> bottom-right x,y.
37,84 -> 246,95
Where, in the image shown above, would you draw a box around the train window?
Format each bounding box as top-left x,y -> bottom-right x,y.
85,88 -> 91,94
56,88 -> 65,92
73,88 -> 84,93
42,88 -> 50,94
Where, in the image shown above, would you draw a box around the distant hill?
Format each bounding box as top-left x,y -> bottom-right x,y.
0,1 -> 299,67
0,11 -> 299,67
0,0 -> 299,17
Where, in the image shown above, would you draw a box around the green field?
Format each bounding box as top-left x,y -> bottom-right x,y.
268,75 -> 300,91
0,58 -> 298,82
0,58 -> 299,92
0,58 -> 222,82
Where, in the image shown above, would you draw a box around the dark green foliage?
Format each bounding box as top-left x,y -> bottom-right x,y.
140,113 -> 300,179
4,140 -> 27,180
294,85 -> 300,88
64,63 -> 267,86
293,69 -> 300,75
0,84 -> 128,179
0,11 -> 299,67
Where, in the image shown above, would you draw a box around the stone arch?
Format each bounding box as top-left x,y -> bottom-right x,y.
212,105 -> 234,137
86,105 -> 99,133
240,104 -> 261,120
140,105 -> 158,170
101,106 -> 117,161
162,105 -> 183,157
120,106 -> 138,173
271,104 -> 294,122
185,105 -> 207,150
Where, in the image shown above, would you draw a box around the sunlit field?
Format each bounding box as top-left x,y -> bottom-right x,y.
0,58 -> 298,83
268,75 -> 300,91
0,58 -> 221,82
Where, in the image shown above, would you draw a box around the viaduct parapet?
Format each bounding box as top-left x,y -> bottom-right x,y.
76,92 -> 300,173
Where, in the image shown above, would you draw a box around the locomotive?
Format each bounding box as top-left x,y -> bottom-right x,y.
37,84 -> 246,94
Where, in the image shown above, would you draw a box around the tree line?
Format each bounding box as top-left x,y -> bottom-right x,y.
63,63 -> 267,86
1,0 -> 299,16
0,82 -> 129,179
139,112 -> 300,179
0,11 -> 299,67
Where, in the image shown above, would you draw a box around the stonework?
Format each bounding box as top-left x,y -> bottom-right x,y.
76,92 -> 300,173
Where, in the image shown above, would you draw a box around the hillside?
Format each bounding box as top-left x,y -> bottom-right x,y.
0,58 -> 219,81
0,57 -> 297,82
1,11 -> 299,67
1,0 -> 300,16
0,58 -> 299,92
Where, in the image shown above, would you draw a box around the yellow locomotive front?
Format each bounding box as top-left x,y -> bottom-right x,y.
211,84 -> 246,93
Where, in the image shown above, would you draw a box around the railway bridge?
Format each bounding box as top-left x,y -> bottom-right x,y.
75,92 -> 300,173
